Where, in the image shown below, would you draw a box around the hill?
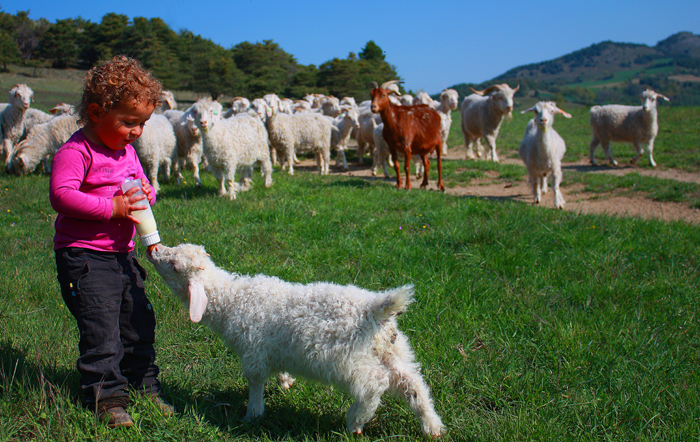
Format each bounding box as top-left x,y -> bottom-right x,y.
447,32 -> 700,106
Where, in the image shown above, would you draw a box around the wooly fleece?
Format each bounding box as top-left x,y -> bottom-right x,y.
147,243 -> 443,437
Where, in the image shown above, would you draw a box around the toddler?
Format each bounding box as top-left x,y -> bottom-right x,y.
50,55 -> 172,428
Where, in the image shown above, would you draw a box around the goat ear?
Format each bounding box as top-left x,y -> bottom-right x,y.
521,106 -> 537,114
188,278 -> 208,323
557,108 -> 572,118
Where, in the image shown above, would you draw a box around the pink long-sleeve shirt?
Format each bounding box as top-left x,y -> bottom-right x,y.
50,130 -> 156,252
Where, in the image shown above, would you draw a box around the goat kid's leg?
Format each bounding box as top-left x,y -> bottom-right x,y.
647,140 -> 657,167
386,337 -> 443,437
638,140 -> 657,167
337,148 -> 349,171
601,141 -> 618,167
244,374 -> 266,422
485,136 -> 499,162
190,153 -> 202,187
541,172 -> 549,194
552,166 -> 565,209
464,138 -> 477,160
262,157 -> 274,188
346,370 -> 389,435
148,164 -> 160,193
533,176 -> 542,204
286,147 -> 296,175
589,137 -> 600,166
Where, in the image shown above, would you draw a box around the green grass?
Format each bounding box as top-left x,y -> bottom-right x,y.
1,167 -> 699,441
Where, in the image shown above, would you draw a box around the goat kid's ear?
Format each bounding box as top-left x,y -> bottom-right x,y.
188,277 -> 208,323
557,108 -> 572,118
521,106 -> 537,114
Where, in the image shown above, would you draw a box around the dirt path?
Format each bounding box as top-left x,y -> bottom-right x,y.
295,145 -> 700,225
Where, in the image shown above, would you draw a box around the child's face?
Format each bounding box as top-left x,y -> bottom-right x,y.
87,100 -> 156,151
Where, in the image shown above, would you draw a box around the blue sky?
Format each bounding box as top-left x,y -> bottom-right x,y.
6,0 -> 700,94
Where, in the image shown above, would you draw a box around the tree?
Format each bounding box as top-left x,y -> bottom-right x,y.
359,40 -> 385,62
37,19 -> 79,68
286,64 -> 325,98
0,30 -> 20,70
12,11 -> 50,61
92,13 -> 129,62
232,40 -> 299,96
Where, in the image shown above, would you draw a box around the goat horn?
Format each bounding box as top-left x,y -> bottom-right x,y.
380,80 -> 402,90
512,84 -> 520,93
471,85 -> 499,96
370,81 -> 379,89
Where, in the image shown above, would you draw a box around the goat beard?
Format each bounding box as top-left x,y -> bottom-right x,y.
505,110 -> 513,121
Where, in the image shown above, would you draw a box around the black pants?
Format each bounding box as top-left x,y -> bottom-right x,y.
55,247 -> 161,409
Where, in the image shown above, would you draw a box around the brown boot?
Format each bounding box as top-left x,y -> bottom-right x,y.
97,405 -> 134,428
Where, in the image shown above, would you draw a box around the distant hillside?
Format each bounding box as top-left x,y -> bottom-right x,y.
448,32 -> 700,107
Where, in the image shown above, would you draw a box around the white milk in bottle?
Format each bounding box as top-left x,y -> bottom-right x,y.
121,179 -> 161,248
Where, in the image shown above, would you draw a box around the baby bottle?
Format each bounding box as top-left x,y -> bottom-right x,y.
121,179 -> 161,248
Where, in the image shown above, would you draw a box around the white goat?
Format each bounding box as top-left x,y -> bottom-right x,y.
436,89 -> 459,155
165,107 -> 205,187
326,107 -> 360,171
519,101 -> 571,209
188,99 -> 273,199
131,113 -> 178,192
355,107 -> 381,165
147,243 -> 444,438
460,83 -> 519,162
264,107 -> 332,175
414,92 -> 433,106
6,114 -> 81,175
589,89 -> 670,167
223,97 -> 251,118
48,103 -> 74,116
160,90 -> 177,112
1,84 -> 39,163
316,96 -> 341,117
400,95 -> 415,106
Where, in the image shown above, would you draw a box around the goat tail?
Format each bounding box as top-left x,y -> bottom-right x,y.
373,284 -> 415,322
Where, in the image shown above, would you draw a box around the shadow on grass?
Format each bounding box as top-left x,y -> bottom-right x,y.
0,340 -> 349,438
0,339 -> 79,401
164,382 -> 347,439
156,182 -> 220,200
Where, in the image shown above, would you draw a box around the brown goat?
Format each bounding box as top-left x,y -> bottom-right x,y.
370,80 -> 444,191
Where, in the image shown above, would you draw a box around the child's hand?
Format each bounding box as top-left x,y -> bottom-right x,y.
111,186 -> 149,223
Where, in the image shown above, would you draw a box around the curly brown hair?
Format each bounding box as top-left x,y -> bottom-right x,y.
77,55 -> 163,125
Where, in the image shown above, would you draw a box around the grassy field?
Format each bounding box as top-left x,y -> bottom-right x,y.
1,67 -> 700,441
1,160 -> 700,441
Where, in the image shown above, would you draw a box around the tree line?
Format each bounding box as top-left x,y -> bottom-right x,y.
0,9 -> 403,101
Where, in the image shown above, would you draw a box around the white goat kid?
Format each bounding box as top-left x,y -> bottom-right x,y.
460,83 -> 519,162
589,89 -> 669,167
189,100 -> 273,199
1,84 -> 35,164
147,243 -> 444,438
436,89 -> 459,155
519,101 -> 571,209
